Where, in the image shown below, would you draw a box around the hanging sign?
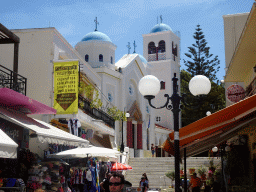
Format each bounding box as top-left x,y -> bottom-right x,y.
226,84 -> 245,103
53,60 -> 79,114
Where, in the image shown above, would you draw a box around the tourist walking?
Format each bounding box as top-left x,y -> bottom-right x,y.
142,173 -> 149,187
151,144 -> 155,157
139,177 -> 148,192
189,173 -> 201,192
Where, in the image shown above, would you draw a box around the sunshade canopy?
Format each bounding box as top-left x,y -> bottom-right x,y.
49,145 -> 120,159
0,106 -> 89,147
0,129 -> 18,158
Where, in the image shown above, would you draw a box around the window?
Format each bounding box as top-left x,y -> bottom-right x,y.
129,85 -> 134,95
148,42 -> 156,54
85,54 -> 89,62
158,40 -> 165,53
156,116 -> 161,122
160,81 -> 165,90
146,106 -> 150,113
111,56 -> 113,64
99,54 -> 103,62
108,93 -> 113,102
172,42 -> 177,56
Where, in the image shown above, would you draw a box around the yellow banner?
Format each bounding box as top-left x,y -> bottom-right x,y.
53,61 -> 79,114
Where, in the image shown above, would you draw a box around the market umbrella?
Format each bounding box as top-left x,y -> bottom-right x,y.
111,162 -> 133,171
48,146 -> 120,159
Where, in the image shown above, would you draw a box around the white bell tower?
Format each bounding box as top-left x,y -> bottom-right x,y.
142,18 -> 180,130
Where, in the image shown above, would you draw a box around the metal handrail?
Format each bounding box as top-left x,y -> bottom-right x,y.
0,64 -> 27,95
79,95 -> 115,129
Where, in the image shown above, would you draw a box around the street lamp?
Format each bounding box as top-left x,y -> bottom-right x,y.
120,111 -> 130,153
138,73 -> 211,192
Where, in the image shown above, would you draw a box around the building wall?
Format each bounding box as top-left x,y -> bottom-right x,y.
223,13 -> 249,71
223,13 -> 249,107
0,28 -> 54,113
75,41 -> 116,70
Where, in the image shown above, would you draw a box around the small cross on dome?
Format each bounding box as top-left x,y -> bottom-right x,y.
94,17 -> 99,31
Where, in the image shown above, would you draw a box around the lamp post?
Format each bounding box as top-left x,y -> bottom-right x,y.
120,111 -> 130,153
138,73 -> 211,192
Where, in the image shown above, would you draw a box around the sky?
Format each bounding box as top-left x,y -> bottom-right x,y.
1,0 -> 254,81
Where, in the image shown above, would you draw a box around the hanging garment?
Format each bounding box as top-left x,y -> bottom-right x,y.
86,169 -> 92,182
68,119 -> 74,135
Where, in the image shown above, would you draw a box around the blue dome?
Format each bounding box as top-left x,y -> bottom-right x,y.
81,31 -> 112,42
150,23 -> 172,33
134,53 -> 147,64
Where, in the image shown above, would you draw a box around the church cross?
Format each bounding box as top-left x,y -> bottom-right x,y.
133,40 -> 137,53
160,15 -> 163,23
126,42 -> 131,54
94,17 -> 99,31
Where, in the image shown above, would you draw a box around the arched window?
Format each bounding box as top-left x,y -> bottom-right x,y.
85,54 -> 89,62
148,42 -> 156,54
156,116 -> 161,122
160,81 -> 165,90
111,56 -> 113,64
172,42 -> 177,56
99,54 -> 103,62
158,40 -> 165,53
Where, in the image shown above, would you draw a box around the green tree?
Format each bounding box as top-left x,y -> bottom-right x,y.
184,25 -> 220,81
181,25 -> 225,126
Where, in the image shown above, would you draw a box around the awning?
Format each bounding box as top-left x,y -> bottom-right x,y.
0,129 -> 18,159
0,88 -> 56,114
0,106 -> 89,147
163,94 -> 256,157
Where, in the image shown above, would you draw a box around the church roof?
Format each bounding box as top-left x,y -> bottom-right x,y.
80,31 -> 112,42
150,23 -> 172,33
136,54 -> 147,64
115,53 -> 147,68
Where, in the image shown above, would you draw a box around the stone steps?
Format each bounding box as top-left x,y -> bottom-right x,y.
124,157 -> 221,188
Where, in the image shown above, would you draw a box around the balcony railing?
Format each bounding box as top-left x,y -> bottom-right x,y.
148,53 -> 166,62
78,95 -> 115,129
0,64 -> 27,95
245,76 -> 256,97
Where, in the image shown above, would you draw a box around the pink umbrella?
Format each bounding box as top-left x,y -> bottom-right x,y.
111,162 -> 133,171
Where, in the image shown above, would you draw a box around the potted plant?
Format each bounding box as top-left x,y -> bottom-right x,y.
198,166 -> 207,180
165,171 -> 175,181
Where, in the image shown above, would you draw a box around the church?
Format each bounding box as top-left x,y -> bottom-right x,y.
0,16 -> 180,158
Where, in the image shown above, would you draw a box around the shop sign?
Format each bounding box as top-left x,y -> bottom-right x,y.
53,60 -> 79,114
226,84 -> 245,103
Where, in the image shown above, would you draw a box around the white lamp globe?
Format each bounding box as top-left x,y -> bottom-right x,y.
212,146 -> 218,152
138,75 -> 160,96
189,75 -> 211,96
206,111 -> 211,116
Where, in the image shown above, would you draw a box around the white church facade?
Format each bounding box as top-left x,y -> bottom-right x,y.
0,18 -> 180,158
